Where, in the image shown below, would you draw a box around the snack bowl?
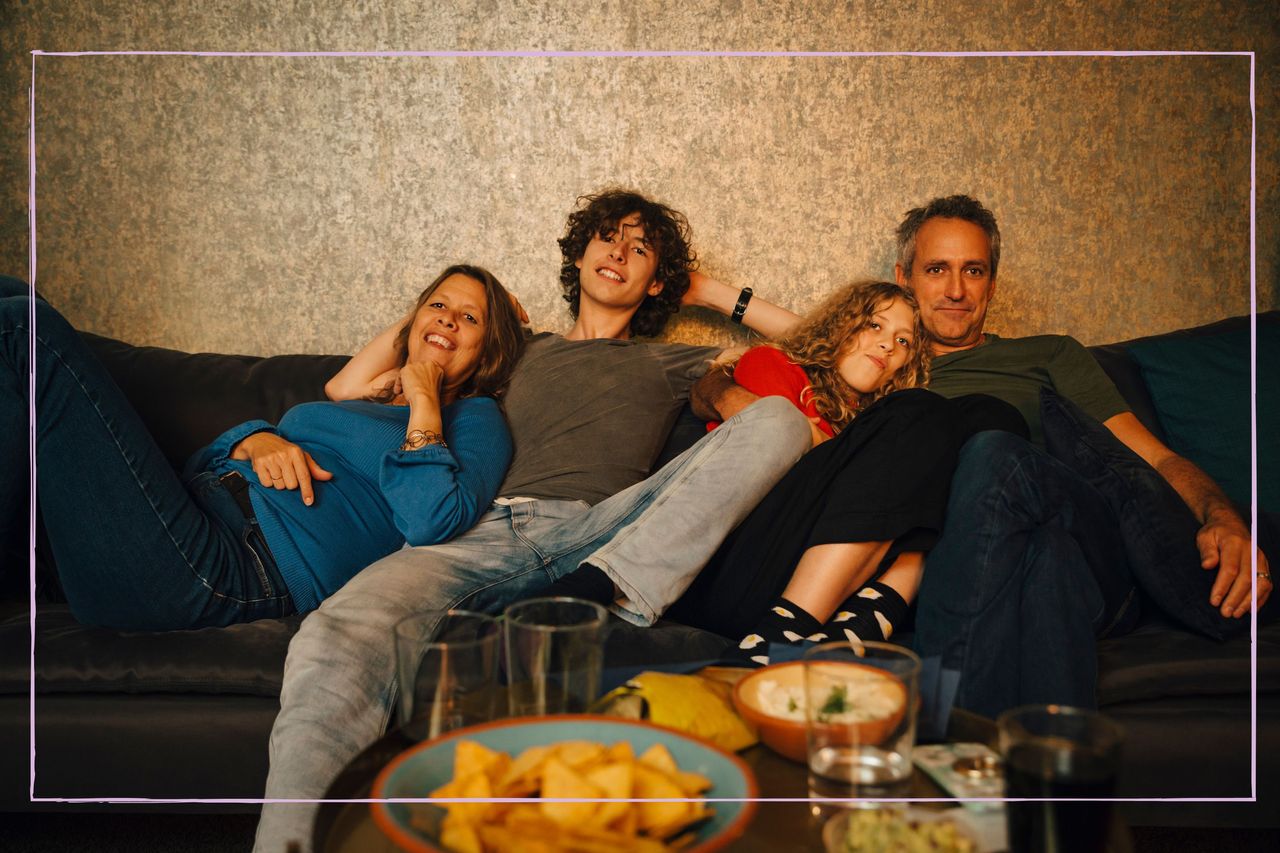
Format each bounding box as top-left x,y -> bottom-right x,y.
371,714 -> 758,852
822,806 -> 982,852
731,660 -> 907,764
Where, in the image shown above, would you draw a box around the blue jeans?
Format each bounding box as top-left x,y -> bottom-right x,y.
912,430 -> 1139,719
0,278 -> 292,630
252,396 -> 810,852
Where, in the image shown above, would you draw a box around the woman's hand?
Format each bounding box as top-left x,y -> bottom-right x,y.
231,433 -> 333,506
399,361 -> 446,404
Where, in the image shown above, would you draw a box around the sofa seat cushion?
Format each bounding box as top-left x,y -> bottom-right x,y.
1097,614 -> 1280,706
0,603 -> 299,697
2,601 -> 731,699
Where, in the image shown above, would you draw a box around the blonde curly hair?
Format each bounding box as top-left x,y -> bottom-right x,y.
767,280 -> 929,432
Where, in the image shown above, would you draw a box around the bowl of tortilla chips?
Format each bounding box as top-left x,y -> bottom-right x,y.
371,714 -> 758,852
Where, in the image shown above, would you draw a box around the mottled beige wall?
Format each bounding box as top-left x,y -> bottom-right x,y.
3,2 -> 1276,356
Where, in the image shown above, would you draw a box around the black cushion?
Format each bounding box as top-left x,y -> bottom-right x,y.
0,603 -> 298,697
82,332 -> 349,470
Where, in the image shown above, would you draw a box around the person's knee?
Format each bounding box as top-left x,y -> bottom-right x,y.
743,395 -> 811,459
0,276 -> 30,301
2,294 -> 75,346
953,430 -> 1042,482
951,394 -> 1029,441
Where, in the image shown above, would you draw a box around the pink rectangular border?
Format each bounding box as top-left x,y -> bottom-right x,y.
25,48 -> 1261,808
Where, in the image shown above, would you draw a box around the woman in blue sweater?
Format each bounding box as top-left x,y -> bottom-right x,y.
1,265 -> 523,631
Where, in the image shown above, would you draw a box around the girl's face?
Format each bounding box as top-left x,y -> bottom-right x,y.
835,298 -> 917,396
404,273 -> 489,390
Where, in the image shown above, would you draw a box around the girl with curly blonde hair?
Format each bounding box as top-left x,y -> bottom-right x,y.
674,280 -> 1024,666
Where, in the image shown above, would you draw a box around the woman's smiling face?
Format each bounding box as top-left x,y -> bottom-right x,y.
404,273 -> 489,391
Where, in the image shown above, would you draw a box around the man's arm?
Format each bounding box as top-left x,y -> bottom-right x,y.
691,361 -> 829,447
690,362 -> 758,422
1105,411 -> 1271,617
683,271 -> 801,339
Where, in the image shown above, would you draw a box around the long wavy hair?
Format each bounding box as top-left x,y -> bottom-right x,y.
557,188 -> 696,338
768,281 -> 930,432
368,264 -> 525,403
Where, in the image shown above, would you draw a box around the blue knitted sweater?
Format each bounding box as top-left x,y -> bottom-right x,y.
184,397 -> 511,611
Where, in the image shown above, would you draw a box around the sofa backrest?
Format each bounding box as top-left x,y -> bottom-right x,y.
1089,310 -> 1278,516
84,332 -> 350,470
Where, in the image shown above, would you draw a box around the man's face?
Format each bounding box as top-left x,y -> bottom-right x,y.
895,217 -> 995,355
574,213 -> 662,314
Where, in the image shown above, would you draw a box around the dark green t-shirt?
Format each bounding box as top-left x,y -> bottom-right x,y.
498,333 -> 718,504
927,334 -> 1129,446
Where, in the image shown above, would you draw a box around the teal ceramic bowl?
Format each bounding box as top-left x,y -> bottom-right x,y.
371,714 -> 758,852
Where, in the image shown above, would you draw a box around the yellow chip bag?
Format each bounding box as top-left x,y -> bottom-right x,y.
593,672 -> 757,752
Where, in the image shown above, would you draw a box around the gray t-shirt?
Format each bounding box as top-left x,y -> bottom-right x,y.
498,333 -> 718,504
928,333 -> 1130,446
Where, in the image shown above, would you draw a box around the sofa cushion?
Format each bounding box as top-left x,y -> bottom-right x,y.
82,332 -> 349,470
1039,389 -> 1241,640
1097,614 -> 1280,706
1126,314 -> 1279,514
2,601 -> 728,699
0,603 -> 299,697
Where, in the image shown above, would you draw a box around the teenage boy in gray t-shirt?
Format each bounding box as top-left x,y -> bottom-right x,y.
253,189 -> 809,852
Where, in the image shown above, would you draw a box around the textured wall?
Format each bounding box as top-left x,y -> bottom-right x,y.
2,2 -> 1276,355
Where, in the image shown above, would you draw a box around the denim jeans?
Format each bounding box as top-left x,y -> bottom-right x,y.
252,396 -> 809,852
0,279 -> 292,630
912,430 -> 1139,719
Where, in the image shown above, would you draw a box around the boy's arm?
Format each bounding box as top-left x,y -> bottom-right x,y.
683,271 -> 801,339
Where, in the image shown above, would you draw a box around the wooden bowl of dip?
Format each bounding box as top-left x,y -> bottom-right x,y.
731,660 -> 907,763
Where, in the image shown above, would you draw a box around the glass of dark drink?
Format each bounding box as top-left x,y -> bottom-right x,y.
997,704 -> 1125,853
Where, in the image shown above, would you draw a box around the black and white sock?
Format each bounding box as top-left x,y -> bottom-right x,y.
727,597 -> 827,668
824,581 -> 909,645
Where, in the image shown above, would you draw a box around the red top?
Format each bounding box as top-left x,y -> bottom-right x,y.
706,345 -> 835,437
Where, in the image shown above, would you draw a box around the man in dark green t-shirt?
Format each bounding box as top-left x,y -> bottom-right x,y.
894,194 -> 1270,716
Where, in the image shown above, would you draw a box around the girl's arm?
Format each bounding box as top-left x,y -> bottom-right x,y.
325,313 -> 409,401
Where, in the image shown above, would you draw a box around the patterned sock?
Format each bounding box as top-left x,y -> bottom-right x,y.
726,597 -> 827,668
825,581 -> 909,646
531,563 -> 616,606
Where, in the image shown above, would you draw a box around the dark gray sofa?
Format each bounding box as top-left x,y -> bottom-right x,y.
2,313 -> 1277,830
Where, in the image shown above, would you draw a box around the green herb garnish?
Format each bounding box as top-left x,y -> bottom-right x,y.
819,685 -> 849,719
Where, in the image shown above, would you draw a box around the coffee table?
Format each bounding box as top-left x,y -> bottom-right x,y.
312,706 -> 1087,852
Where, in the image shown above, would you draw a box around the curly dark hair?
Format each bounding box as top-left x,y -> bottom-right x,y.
557,188 -> 697,338
895,194 -> 1001,280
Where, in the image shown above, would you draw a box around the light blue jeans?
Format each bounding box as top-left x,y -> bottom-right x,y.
252,396 -> 809,852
